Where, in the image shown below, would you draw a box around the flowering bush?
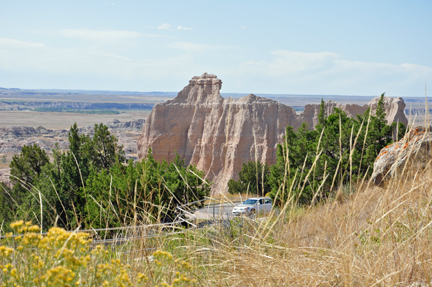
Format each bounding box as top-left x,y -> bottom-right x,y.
0,221 -> 197,287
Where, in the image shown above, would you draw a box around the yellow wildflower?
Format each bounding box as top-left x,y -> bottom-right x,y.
10,268 -> 18,279
27,225 -> 40,233
91,245 -> 104,255
10,220 -> 24,229
39,266 -> 76,286
0,246 -> 14,257
153,250 -> 173,260
137,272 -> 148,282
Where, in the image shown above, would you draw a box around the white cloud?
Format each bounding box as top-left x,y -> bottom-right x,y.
177,26 -> 193,30
157,23 -> 172,30
168,42 -> 209,52
168,41 -> 231,53
268,50 -> 339,74
0,39 -> 132,73
58,29 -> 141,41
157,24 -> 193,31
232,50 -> 432,95
0,37 -> 196,82
0,37 -> 45,48
142,34 -> 177,39
168,42 -> 233,57
0,35 -> 430,96
241,26 -> 247,29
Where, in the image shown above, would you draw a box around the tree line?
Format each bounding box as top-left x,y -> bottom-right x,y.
0,123 -> 210,232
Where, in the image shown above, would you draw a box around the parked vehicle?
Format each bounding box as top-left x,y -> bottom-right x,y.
232,197 -> 272,216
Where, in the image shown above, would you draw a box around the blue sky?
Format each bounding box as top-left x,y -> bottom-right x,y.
0,0 -> 431,97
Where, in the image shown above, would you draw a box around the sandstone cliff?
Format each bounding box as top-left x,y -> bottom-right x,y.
137,73 -> 408,193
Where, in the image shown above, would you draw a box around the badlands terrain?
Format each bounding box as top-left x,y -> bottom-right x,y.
0,76 -> 429,188
138,73 -> 408,192
0,118 -> 147,184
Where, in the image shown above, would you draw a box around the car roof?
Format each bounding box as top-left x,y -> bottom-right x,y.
247,197 -> 271,200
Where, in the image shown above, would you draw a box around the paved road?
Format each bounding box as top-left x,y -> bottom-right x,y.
193,203 -> 238,220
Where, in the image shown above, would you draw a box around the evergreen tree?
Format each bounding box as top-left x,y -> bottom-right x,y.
84,151 -> 210,229
82,123 -> 125,171
0,144 -> 50,230
1,123 -> 211,231
376,93 -> 386,124
317,98 -> 327,127
268,122 -> 320,205
266,97 -> 405,206
228,161 -> 270,196
9,144 -> 50,195
0,182 -> 14,231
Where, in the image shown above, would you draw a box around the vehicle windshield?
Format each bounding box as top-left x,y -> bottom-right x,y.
243,199 -> 258,205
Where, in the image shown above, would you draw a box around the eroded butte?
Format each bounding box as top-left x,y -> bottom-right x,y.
138,73 -> 407,193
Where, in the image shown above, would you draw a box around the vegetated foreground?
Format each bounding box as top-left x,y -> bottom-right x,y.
0,81 -> 430,284
1,164 -> 431,286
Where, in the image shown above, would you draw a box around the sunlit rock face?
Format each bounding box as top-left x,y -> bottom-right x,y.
371,126 -> 432,185
138,73 -> 408,193
300,97 -> 407,128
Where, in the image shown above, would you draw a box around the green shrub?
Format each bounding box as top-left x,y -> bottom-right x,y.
227,161 -> 270,196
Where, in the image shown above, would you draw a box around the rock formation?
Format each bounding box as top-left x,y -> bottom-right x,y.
300,96 -> 407,128
0,119 -> 147,185
137,73 -> 408,193
0,119 -> 145,156
371,126 -> 432,185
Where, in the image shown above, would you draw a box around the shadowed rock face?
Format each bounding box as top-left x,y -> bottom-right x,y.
137,73 -> 408,193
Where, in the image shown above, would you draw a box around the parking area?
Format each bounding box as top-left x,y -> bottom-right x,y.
193,203 -> 238,220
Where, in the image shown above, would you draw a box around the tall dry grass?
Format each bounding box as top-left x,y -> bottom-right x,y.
3,165 -> 432,286
122,164 -> 431,286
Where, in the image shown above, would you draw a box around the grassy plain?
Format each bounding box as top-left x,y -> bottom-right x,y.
0,88 -> 173,103
0,110 -> 150,130
1,87 -> 428,129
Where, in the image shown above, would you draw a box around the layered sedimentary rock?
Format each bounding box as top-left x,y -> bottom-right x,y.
138,73 -> 408,193
371,126 -> 432,185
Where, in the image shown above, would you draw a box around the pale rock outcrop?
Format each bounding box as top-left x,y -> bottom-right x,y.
367,96 -> 407,125
138,73 -> 408,193
371,126 -> 432,185
301,97 -> 407,128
